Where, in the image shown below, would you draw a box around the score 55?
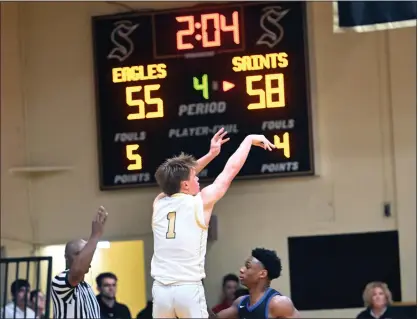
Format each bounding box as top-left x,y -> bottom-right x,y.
126,84 -> 164,120
246,74 -> 285,110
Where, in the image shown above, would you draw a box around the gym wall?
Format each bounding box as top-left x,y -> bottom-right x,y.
1,2 -> 416,317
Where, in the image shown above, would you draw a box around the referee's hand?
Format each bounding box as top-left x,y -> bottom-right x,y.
91,206 -> 108,238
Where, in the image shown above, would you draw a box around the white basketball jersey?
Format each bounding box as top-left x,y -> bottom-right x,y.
151,193 -> 208,284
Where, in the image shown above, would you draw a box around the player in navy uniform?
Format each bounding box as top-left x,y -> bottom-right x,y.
215,248 -> 299,319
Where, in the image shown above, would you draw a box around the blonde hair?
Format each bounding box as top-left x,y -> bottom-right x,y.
154,153 -> 197,196
362,281 -> 393,307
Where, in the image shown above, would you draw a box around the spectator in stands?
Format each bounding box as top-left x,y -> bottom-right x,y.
96,272 -> 131,319
212,274 -> 239,314
29,290 -> 45,319
356,281 -> 396,319
2,279 -> 35,318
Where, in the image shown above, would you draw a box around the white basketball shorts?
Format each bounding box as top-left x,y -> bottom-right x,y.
152,281 -> 208,318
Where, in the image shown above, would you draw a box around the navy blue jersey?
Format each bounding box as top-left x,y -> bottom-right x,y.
237,288 -> 281,319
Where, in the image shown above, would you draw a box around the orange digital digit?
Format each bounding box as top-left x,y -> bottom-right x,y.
246,75 -> 266,110
126,86 -> 145,119
126,144 -> 143,170
201,13 -> 221,48
220,11 -> 240,44
126,85 -> 164,120
246,73 -> 286,110
274,133 -> 290,158
176,16 -> 195,50
144,84 -> 164,118
265,74 -> 285,108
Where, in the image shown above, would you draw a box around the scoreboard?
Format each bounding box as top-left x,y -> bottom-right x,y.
92,1 -> 314,190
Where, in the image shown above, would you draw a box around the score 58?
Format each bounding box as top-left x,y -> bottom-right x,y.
246,74 -> 285,110
125,84 -> 164,120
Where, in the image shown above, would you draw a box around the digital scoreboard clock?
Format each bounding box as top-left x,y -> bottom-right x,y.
92,1 -> 314,190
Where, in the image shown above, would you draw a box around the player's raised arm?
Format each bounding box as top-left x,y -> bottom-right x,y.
201,134 -> 275,220
195,127 -> 230,174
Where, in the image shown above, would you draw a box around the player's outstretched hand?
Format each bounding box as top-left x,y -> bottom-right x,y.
249,134 -> 276,151
209,127 -> 230,156
91,206 -> 108,238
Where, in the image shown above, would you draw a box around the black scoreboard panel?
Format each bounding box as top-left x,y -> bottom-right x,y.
92,1 -> 314,190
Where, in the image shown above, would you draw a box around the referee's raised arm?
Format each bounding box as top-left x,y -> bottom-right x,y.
51,207 -> 108,319
67,206 -> 108,287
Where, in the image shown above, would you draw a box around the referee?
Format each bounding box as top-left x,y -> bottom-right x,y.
51,206 -> 108,318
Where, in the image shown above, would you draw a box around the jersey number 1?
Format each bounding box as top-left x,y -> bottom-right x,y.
166,212 -> 176,239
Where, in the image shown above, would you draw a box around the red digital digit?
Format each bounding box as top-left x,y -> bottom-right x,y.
201,13 -> 221,48
220,11 -> 240,44
176,16 -> 195,50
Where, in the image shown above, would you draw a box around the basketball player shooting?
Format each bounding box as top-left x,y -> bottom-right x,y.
215,248 -> 300,319
151,128 -> 276,319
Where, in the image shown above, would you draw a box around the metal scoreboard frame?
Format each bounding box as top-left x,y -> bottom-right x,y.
92,1 -> 315,190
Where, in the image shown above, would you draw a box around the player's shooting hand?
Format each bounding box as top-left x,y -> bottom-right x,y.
249,134 -> 276,151
209,127 -> 230,156
91,206 -> 108,238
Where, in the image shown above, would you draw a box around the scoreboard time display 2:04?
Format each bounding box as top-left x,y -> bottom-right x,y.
92,1 -> 314,190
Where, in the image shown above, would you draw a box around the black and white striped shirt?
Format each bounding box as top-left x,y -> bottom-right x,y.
51,270 -> 100,319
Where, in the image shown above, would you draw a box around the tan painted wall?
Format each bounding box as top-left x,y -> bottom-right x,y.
1,2 -> 416,316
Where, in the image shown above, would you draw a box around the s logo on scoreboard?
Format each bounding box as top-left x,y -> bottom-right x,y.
256,6 -> 290,49
107,20 -> 139,62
